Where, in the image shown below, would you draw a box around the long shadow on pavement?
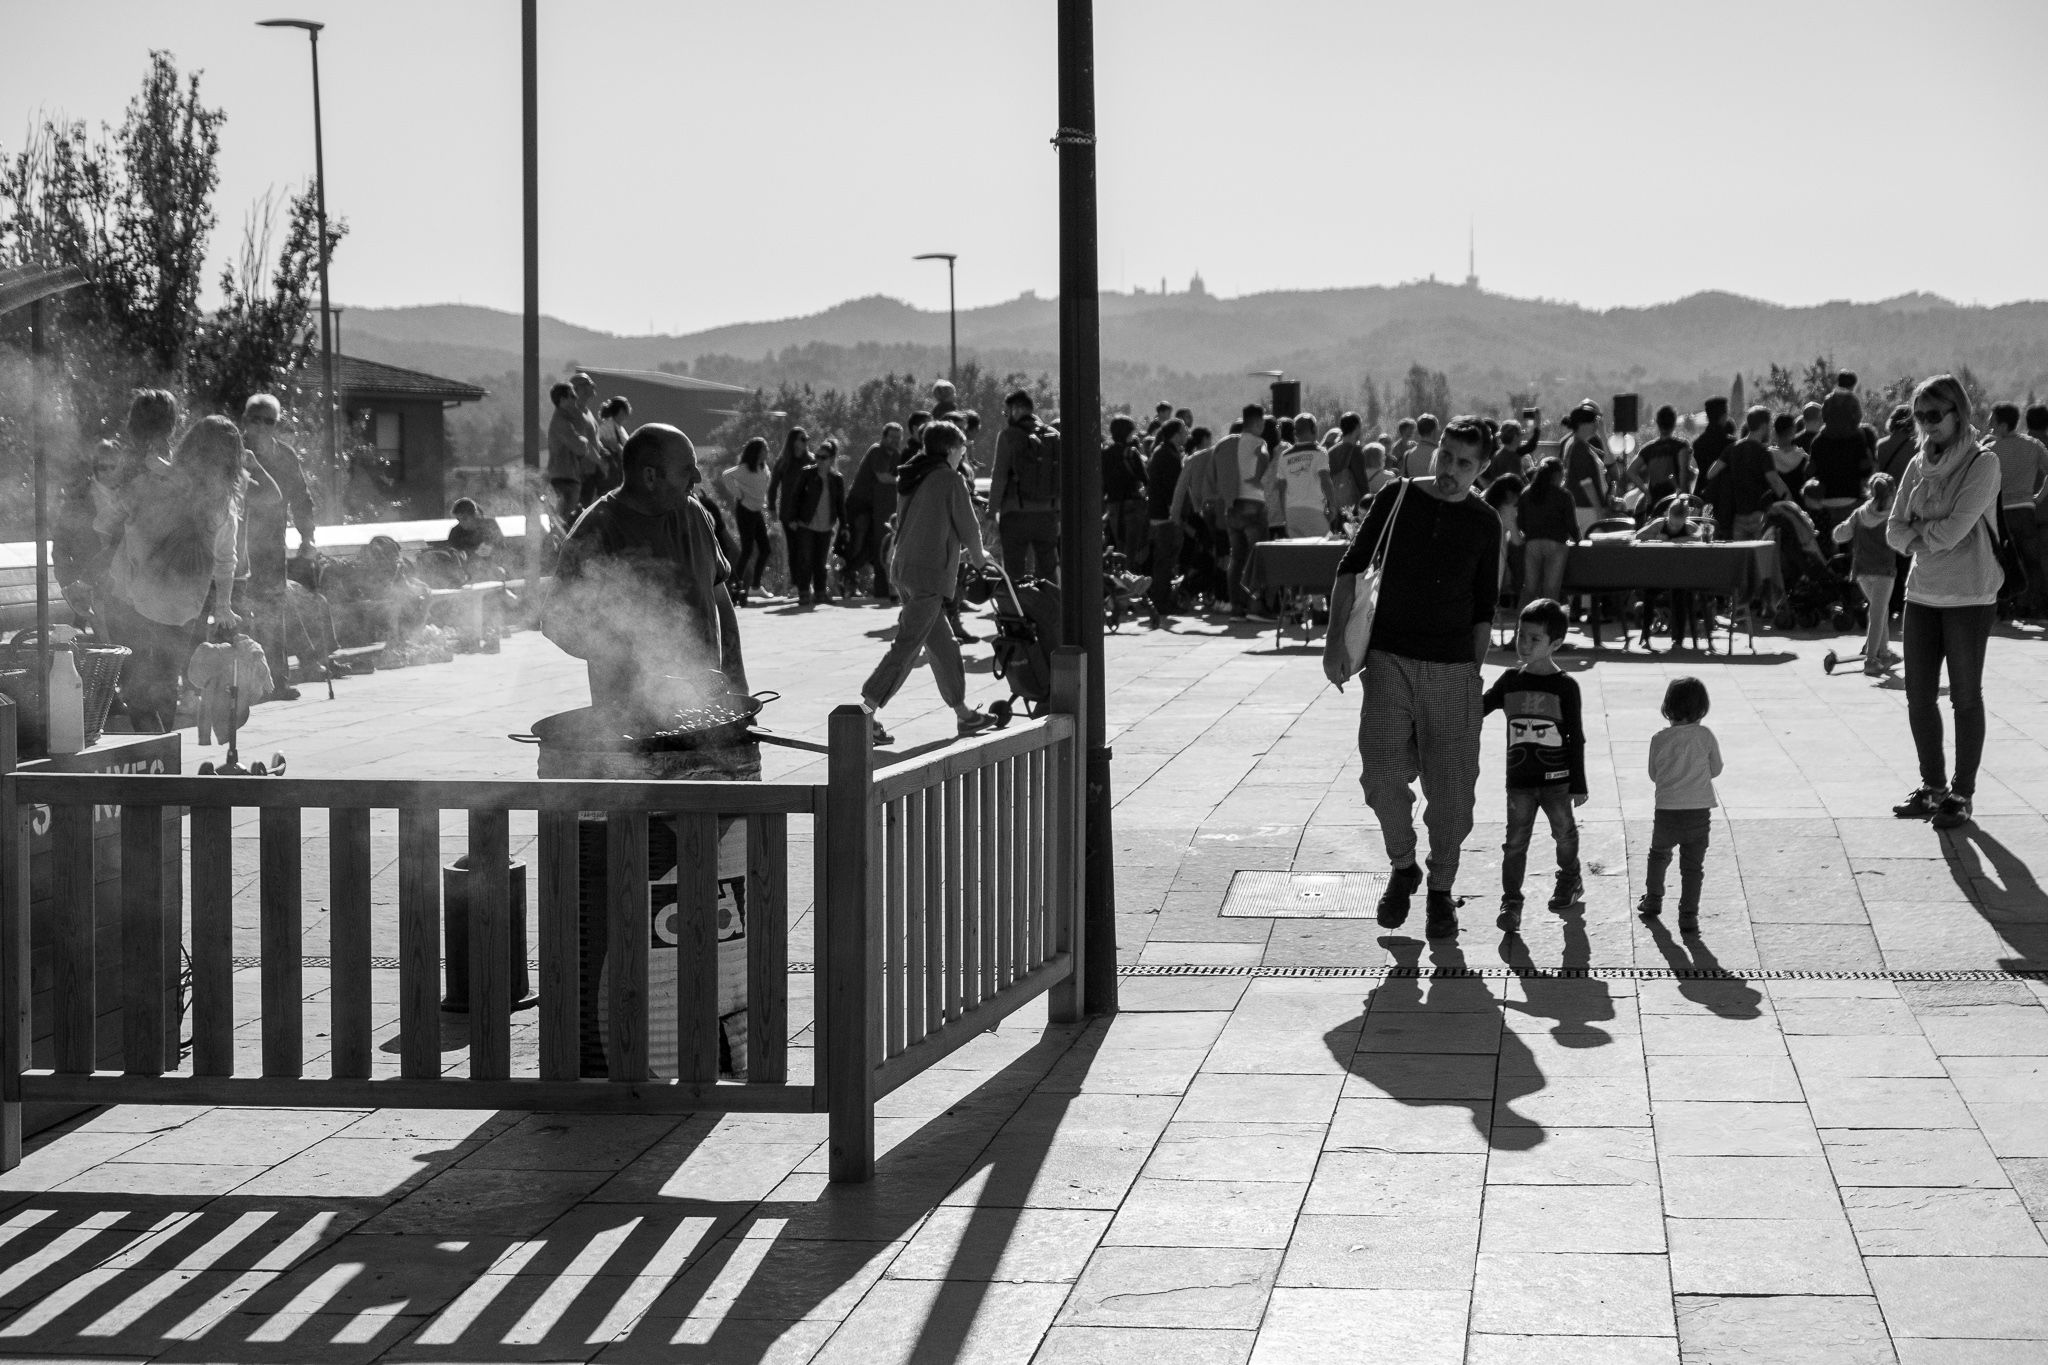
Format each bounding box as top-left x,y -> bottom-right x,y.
1641,913 -> 1766,1019
0,1028 -> 1092,1363
1942,826 -> 2048,972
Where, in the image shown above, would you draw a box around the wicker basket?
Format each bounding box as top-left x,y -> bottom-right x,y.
0,631 -> 132,749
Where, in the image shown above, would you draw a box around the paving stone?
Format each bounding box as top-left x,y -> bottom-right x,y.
1302,1152 -> 1487,1219
1641,1013 -> 1788,1056
1661,1157 -> 1850,1220
1466,1335 -> 1677,1364
1892,1342 -> 2048,1365
1968,1103 -> 2048,1159
111,1110 -> 363,1169
884,1207 -> 1108,1283
1102,1177 -> 1306,1250
1644,1053 -> 1803,1102
596,1315 -> 834,1364
1356,1012 -> 1503,1055
1276,1213 -> 1477,1289
1915,1006 -> 2048,1057
1652,1101 -> 1822,1157
1774,996 -> 1924,1036
1034,1325 -> 1255,1365
1667,1217 -> 1871,1294
1798,1076 -> 1975,1131
1674,1294 -> 1896,1364
1479,1185 -> 1666,1254
1326,1097 -> 1492,1153
1945,1056 -> 2048,1106
1113,978 -> 1250,1013
1841,1187 -> 2048,1257
1340,1053 -> 1495,1100
1493,1077 -> 1651,1129
1248,1287 -> 1469,1365
1821,1129 -> 2012,1189
1484,1126 -> 1659,1186
805,1278 -> 1070,1364
1471,1252 -> 1674,1336
651,1233 -> 900,1323
360,1168 -> 611,1237
1058,1245 -> 1280,1329
1788,1034 -> 1947,1077
1175,1073 -> 1342,1125
1140,1122 -> 1326,1183
1866,1257 -> 2048,1339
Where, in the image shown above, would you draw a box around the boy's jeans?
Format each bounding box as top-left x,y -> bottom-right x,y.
1501,783 -> 1579,902
1646,807 -> 1712,912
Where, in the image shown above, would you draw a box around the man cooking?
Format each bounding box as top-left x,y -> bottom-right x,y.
551,424 -> 748,730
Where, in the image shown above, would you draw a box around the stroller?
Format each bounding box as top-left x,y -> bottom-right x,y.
1764,502 -> 1859,631
965,564 -> 1059,721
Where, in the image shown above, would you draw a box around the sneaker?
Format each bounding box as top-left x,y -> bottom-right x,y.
1548,869 -> 1584,910
1677,910 -> 1700,935
1424,889 -> 1460,939
956,709 -> 997,737
1931,793 -> 1974,830
1496,897 -> 1523,933
1892,786 -> 1946,820
1862,661 -> 1885,677
1376,863 -> 1421,928
869,717 -> 894,747
1636,895 -> 1663,918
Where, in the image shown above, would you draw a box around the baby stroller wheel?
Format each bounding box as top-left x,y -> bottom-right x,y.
1104,595 -> 1124,632
989,699 -> 1013,729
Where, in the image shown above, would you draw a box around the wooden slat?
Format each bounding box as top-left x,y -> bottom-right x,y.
466,810 -> 512,1082
978,764 -> 997,1003
20,1073 -> 818,1113
1026,749 -> 1044,969
606,811 -> 650,1083
397,807 -> 441,1081
823,706 -> 877,1182
120,806 -> 165,1076
50,804 -> 93,1075
904,789 -> 926,1047
883,796 -> 905,1059
746,813 -> 787,1084
675,814 -> 721,1085
869,716 -> 1074,800
996,758 -> 1015,989
536,811 -> 580,1082
259,807 -> 303,1079
189,806 -> 234,1076
923,780 -> 944,1033
943,776 -> 964,1023
16,773 -> 819,814
327,808 -> 372,1080
874,954 -> 1074,1094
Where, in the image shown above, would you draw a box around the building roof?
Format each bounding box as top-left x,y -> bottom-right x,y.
333,354 -> 488,404
575,366 -> 752,396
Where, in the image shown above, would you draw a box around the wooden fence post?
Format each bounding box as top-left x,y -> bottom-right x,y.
1048,648 -> 1087,1024
0,700 -> 23,1168
824,705 -> 877,1182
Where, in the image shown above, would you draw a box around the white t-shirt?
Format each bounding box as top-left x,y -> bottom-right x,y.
1275,442 -> 1330,536
1233,435 -> 1266,504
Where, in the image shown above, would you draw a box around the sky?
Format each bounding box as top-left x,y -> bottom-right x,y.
7,0 -> 2047,338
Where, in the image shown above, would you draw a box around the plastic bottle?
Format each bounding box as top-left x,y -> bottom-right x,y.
47,646 -> 85,755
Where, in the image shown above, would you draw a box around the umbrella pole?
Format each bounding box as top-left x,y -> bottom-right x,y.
30,299 -> 49,741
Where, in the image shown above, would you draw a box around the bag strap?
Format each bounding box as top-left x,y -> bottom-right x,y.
1366,477 -> 1411,573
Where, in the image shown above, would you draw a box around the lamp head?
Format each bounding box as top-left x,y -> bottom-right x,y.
258,18 -> 325,32
912,253 -> 958,263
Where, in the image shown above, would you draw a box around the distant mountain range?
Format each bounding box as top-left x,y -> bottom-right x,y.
341,284 -> 2048,441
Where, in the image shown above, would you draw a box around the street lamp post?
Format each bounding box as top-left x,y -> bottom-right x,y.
912,252 -> 957,387
258,18 -> 337,476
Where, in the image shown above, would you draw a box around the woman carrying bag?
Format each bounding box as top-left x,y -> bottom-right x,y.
859,420 -> 996,747
1324,416 -> 1503,939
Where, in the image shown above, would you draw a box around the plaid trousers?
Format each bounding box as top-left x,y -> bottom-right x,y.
1356,650 -> 1484,891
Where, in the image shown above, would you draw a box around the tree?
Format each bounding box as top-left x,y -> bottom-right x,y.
1361,374 -> 1383,431
1400,362 -> 1452,420
1752,362 -> 1800,410
186,183 -> 347,415
1799,354 -> 1835,405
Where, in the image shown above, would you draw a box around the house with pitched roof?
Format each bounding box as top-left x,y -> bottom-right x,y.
335,354 -> 488,518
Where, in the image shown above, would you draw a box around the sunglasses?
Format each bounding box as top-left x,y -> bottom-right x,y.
1912,407 -> 1953,426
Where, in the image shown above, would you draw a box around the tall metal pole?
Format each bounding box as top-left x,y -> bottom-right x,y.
308,28 -> 336,477
29,300 -> 48,740
521,0 -> 542,588
1056,0 -> 1115,1016
946,257 -> 957,388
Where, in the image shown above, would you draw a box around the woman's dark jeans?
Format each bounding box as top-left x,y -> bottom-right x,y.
733,505 -> 771,592
1903,600 -> 1996,797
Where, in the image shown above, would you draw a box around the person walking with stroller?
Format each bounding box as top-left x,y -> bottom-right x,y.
1484,597 -> 1587,933
1887,374 -> 2004,831
1639,677 -> 1721,935
1831,472 -> 1898,675
860,420 -> 997,746
1323,416 -> 1503,938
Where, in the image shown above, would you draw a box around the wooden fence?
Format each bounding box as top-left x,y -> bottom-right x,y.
0,651 -> 1087,1182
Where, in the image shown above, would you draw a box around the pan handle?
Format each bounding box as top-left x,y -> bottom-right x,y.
749,690 -> 782,707
507,732 -> 541,744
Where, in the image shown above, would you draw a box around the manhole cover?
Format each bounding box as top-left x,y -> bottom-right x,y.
1220,871 -> 1385,918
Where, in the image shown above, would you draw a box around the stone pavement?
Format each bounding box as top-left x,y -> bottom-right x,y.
3,597 -> 2046,1362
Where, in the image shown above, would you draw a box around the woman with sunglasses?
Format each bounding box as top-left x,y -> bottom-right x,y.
1886,374 -> 2004,830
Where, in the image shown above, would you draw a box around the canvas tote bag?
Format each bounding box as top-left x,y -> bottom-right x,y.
1332,476 -> 1409,679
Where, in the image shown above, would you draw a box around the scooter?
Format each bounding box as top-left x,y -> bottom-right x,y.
196,685 -> 288,776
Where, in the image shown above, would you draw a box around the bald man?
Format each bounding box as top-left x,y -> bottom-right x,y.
553,424 -> 748,727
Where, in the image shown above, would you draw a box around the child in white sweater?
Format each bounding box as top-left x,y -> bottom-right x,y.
1639,677 -> 1722,934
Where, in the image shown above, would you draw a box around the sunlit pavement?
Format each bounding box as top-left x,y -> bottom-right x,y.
4,599 -> 2046,1362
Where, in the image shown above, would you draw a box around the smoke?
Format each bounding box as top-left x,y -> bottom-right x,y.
544,551 -> 728,733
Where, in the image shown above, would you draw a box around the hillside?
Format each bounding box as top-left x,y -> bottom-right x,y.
342,285 -> 2048,445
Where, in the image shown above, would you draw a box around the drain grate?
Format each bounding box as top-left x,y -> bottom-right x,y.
1220,871 -> 1385,918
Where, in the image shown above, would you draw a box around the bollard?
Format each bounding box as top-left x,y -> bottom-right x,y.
442,857 -> 535,1012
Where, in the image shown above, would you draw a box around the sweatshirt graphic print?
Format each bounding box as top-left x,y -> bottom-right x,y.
1481,668 -> 1587,795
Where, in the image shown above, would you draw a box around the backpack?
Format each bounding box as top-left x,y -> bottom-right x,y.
1010,424 -> 1062,506
1972,447 -> 2029,602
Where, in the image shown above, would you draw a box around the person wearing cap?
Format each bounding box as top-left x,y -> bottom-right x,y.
1561,403 -> 1611,529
